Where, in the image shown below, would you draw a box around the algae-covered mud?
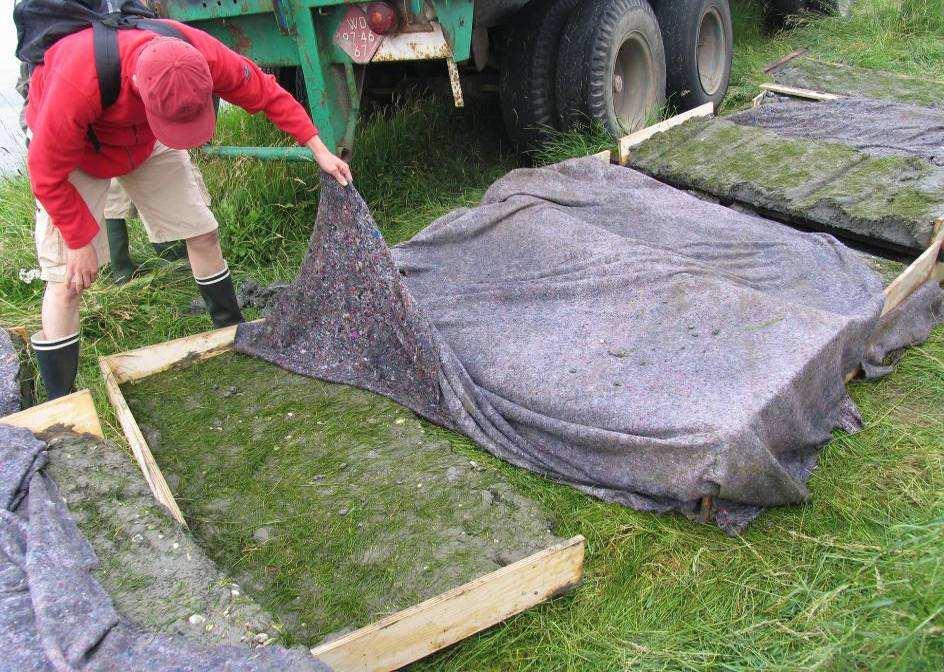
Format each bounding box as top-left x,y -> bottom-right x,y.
123,352 -> 563,648
629,117 -> 944,252
773,57 -> 944,109
43,431 -> 288,649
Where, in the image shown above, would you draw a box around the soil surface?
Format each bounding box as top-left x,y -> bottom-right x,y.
123,352 -> 563,648
773,57 -> 944,109
629,117 -> 943,253
43,430 -> 292,651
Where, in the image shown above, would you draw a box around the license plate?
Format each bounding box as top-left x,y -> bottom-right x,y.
334,6 -> 383,64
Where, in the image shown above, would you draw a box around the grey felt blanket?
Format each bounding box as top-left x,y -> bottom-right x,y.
0,330 -> 22,416
236,158 -> 943,533
732,97 -> 944,166
0,423 -> 331,672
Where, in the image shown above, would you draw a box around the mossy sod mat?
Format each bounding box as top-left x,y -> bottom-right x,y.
122,352 -> 563,649
772,57 -> 944,109
628,116 -> 943,252
41,429 -> 288,648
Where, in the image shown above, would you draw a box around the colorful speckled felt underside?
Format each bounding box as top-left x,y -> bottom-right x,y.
235,159 -> 943,534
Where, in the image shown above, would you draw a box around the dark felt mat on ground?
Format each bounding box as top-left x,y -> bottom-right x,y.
237,159 -> 943,533
0,423 -> 332,671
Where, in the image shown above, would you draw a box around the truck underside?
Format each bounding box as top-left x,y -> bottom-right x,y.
154,0 -> 826,157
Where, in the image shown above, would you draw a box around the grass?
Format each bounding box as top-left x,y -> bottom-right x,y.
1,0 -> 942,668
123,352 -> 562,648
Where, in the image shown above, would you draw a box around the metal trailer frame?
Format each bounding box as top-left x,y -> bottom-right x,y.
156,0 -> 476,157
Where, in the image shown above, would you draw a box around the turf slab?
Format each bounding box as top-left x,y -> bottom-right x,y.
772,56 -> 944,109
122,352 -> 563,648
628,116 -> 944,252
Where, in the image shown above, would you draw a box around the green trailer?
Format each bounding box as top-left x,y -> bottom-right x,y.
153,0 -> 810,160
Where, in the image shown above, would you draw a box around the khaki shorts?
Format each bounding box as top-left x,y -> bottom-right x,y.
103,180 -> 135,220
36,141 -> 216,283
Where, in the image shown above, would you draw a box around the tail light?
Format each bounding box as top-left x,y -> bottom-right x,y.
367,2 -> 397,35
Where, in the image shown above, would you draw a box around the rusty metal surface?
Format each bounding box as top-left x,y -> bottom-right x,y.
371,22 -> 451,62
447,57 -> 464,108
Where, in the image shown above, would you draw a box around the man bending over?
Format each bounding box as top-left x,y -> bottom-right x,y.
25,20 -> 351,399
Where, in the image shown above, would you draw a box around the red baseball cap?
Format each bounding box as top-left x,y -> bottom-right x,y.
135,37 -> 216,149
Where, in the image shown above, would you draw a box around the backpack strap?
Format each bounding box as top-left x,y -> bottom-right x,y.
91,20 -> 121,109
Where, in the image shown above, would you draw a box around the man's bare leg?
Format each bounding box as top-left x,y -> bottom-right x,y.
40,281 -> 81,340
185,229 -> 226,278
186,230 -> 244,327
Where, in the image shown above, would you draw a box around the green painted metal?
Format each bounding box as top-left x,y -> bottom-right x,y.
429,1 -> 474,62
159,0 -> 476,156
200,145 -> 314,161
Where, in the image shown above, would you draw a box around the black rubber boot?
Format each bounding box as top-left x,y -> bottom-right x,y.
152,240 -> 190,263
196,267 -> 244,328
105,218 -> 138,284
30,332 -> 79,401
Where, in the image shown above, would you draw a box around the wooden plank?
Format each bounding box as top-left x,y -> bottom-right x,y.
105,324 -> 238,384
591,149 -> 613,164
100,357 -> 188,526
759,83 -> 841,101
1,389 -> 103,438
763,48 -> 808,74
619,102 -> 714,166
845,218 -> 944,382
311,535 -> 585,672
932,262 -> 944,283
7,326 -> 29,343
882,218 -> 944,317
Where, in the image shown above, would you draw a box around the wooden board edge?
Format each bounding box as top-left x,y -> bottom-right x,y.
106,324 -> 239,384
1,389 -> 104,438
759,83 -> 841,101
310,535 -> 586,672
7,325 -> 29,343
763,48 -> 808,74
99,356 -> 188,526
881,218 -> 944,317
618,102 -> 714,166
590,149 -> 613,164
847,218 -> 944,382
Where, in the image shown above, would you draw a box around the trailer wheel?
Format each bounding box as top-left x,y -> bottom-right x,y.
556,0 -> 666,138
655,0 -> 732,111
498,0 -> 582,149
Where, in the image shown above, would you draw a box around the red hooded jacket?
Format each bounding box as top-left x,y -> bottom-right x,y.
25,20 -> 318,249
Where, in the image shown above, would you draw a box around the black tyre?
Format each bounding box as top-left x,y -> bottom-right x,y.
655,0 -> 732,111
498,0 -> 582,149
556,0 -> 666,138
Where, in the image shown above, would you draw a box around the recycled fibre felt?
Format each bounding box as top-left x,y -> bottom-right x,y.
236,160 -> 942,533
628,116 -> 944,252
0,329 -> 21,416
732,97 -> 944,167
771,56 -> 944,110
122,352 -> 562,648
0,424 -> 331,672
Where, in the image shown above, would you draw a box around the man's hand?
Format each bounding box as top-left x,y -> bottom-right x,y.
306,136 -> 353,187
65,243 -> 99,294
